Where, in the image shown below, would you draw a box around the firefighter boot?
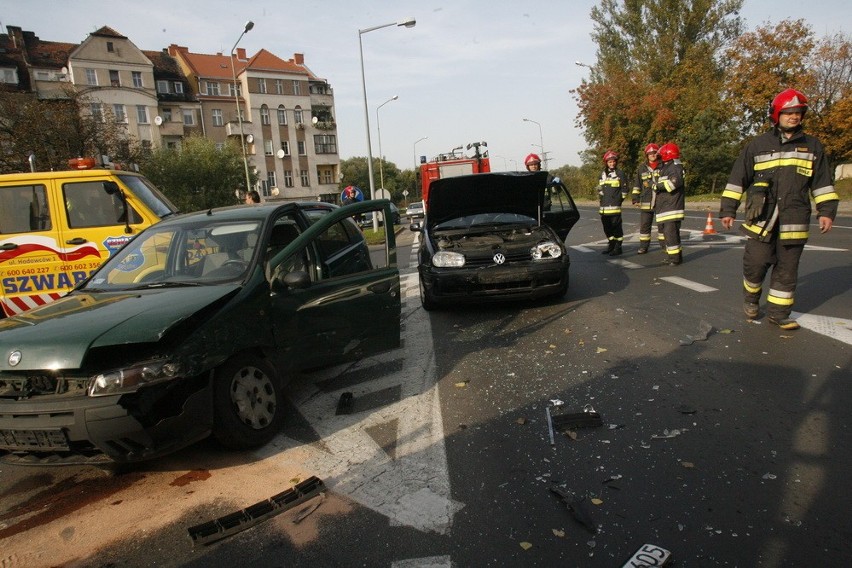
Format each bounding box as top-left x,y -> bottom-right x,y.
637,242 -> 649,254
670,252 -> 682,265
609,242 -> 623,256
744,302 -> 759,319
769,317 -> 801,330
601,240 -> 615,254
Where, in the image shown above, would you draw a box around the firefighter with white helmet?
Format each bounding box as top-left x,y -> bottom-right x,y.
632,143 -> 663,254
597,150 -> 628,256
720,88 -> 839,330
654,143 -> 686,265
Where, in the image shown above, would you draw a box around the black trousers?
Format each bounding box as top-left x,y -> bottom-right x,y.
601,214 -> 623,242
743,236 -> 804,319
660,220 -> 681,257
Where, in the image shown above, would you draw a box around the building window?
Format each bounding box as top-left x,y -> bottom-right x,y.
157,80 -> 168,93
280,141 -> 290,156
275,79 -> 284,94
162,108 -> 173,122
211,109 -> 223,126
205,81 -> 220,96
298,141 -> 307,156
174,82 -> 183,94
132,71 -> 143,88
90,103 -> 103,122
106,41 -> 115,53
215,142 -> 225,150
300,170 -> 310,187
284,170 -> 294,188
136,105 -> 149,124
260,105 -> 270,125
2,68 -> 19,84
113,104 -> 127,123
292,80 -> 301,95
258,78 -> 267,94
264,140 -> 273,156
109,70 -> 120,87
294,107 -> 304,125
229,82 -> 240,97
266,171 -> 276,193
314,134 -> 337,154
183,109 -> 195,125
86,68 -> 98,86
319,168 -> 333,184
277,106 -> 287,125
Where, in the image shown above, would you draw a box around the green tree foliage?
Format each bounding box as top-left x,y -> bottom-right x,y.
139,135 -> 247,212
0,89 -> 144,174
339,156 -> 408,204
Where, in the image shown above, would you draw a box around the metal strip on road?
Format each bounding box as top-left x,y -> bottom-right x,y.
659,276 -> 719,293
792,312 -> 852,346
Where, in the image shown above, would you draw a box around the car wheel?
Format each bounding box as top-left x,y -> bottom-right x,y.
212,355 -> 284,450
419,277 -> 437,311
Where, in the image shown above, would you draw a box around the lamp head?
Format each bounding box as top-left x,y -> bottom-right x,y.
244,21 -> 255,32
398,17 -> 416,28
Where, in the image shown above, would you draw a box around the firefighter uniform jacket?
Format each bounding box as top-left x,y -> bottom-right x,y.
720,127 -> 838,244
598,167 -> 628,215
654,159 -> 685,223
632,162 -> 660,211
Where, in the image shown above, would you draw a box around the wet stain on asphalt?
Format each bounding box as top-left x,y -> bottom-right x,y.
0,471 -> 144,540
169,469 -> 211,487
0,473 -> 54,498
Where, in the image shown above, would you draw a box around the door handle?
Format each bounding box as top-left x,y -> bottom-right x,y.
65,238 -> 87,245
367,281 -> 391,294
0,243 -> 18,250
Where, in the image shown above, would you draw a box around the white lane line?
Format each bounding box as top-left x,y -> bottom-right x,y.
571,245 -> 597,253
792,312 -> 852,346
392,556 -> 452,568
609,258 -> 643,269
659,276 -> 718,293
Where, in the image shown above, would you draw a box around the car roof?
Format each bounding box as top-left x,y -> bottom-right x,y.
151,201 -> 335,228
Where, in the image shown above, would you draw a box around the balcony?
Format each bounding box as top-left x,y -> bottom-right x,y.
226,121 -> 255,139
158,120 -> 185,136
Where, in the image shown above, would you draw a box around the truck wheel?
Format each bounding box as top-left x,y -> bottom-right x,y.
212,355 -> 284,450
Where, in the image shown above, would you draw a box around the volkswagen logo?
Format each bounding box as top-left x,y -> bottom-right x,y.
8,350 -> 22,366
492,253 -> 506,265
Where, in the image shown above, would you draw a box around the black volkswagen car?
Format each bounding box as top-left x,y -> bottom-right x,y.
411,171 -> 579,310
0,199 -> 400,463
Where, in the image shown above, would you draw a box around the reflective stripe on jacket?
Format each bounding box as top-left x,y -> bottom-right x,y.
654,160 -> 685,222
598,168 -> 628,215
632,164 -> 659,211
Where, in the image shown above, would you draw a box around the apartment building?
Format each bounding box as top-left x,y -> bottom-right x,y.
169,44 -> 340,201
1,25 -> 339,202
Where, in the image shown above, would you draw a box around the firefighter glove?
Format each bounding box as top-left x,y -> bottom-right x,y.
745,176 -> 772,223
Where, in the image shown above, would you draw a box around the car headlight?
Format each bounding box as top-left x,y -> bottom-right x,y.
531,241 -> 563,260
432,251 -> 465,268
88,359 -> 182,397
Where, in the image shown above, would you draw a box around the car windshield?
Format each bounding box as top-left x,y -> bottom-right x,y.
83,220 -> 262,291
434,212 -> 535,231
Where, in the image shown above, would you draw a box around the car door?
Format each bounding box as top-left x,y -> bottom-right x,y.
543,182 -> 581,240
267,200 -> 401,370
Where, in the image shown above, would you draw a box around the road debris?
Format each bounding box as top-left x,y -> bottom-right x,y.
621,543 -> 673,567
550,486 -> 598,534
679,320 -> 714,346
335,392 -> 354,415
651,428 -> 685,439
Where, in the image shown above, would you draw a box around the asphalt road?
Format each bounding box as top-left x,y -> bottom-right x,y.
1,206 -> 849,567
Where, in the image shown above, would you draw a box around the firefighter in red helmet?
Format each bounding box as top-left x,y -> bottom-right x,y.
597,150 -> 628,256
720,88 -> 838,330
632,143 -> 662,254
654,143 -> 686,265
524,153 -> 542,171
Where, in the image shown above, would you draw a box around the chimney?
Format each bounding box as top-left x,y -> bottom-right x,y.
236,47 -> 247,61
294,53 -> 304,65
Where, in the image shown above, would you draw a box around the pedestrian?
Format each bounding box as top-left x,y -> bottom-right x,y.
244,190 -> 260,204
524,153 -> 542,171
654,143 -> 686,265
719,88 -> 838,330
597,150 -> 628,256
631,143 -> 663,254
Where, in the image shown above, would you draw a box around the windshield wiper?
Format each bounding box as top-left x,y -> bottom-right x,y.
127,281 -> 204,290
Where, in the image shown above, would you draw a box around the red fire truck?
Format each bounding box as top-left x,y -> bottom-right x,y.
419,141 -> 490,205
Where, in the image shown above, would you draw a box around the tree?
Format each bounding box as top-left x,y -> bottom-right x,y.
0,88 -> 144,174
139,135 -> 247,212
806,32 -> 852,164
339,156 -> 406,204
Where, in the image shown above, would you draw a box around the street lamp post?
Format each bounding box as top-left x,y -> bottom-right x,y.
376,95 -> 398,193
359,17 -> 416,231
413,136 -> 427,201
522,117 -> 545,169
231,21 -> 254,197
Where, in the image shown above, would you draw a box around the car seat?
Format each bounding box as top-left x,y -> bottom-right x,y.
267,223 -> 300,261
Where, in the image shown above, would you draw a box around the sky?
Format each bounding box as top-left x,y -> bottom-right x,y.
2,0 -> 849,173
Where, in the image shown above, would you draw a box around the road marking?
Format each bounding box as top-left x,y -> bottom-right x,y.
608,258 -> 643,269
792,312 -> 852,346
659,276 -> 718,293
392,556 -> 452,568
571,245 -> 597,253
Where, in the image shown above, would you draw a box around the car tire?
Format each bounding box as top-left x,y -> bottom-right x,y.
419,277 -> 437,311
212,355 -> 284,450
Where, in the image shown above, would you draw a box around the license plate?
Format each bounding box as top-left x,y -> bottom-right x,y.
0,428 -> 70,451
622,544 -> 672,567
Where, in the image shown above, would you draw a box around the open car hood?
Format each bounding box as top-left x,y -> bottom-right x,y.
0,286 -> 238,371
426,172 -> 549,230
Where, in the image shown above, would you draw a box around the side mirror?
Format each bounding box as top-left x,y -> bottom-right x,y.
409,221 -> 422,232
280,270 -> 311,290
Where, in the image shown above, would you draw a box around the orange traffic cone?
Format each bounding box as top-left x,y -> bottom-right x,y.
703,211 -> 717,235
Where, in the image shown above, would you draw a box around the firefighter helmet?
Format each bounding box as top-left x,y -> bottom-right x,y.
602,150 -> 619,163
659,143 -> 680,161
644,143 -> 660,155
524,153 -> 541,168
769,88 -> 808,124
